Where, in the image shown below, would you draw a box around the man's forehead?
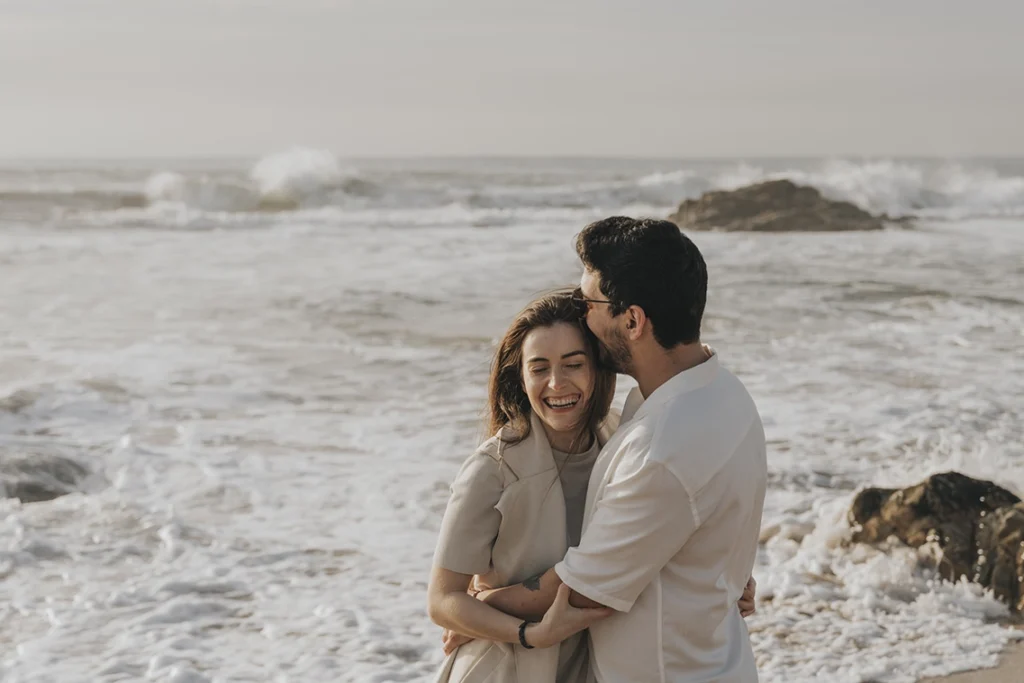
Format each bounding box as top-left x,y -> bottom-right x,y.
579,268 -> 601,293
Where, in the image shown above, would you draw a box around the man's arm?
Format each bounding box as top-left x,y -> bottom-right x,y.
476,568 -> 605,622
481,459 -> 695,617
554,459 -> 697,613
479,569 -> 758,624
430,565 -> 613,652
479,460 -> 758,625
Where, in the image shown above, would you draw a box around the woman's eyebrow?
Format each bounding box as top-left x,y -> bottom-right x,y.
526,350 -> 586,363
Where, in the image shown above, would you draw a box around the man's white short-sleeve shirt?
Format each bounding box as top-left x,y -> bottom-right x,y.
555,350 -> 767,682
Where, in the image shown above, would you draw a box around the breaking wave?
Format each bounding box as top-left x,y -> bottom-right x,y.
708,160 -> 1024,219
143,148 -> 367,212
4,154 -> 1024,223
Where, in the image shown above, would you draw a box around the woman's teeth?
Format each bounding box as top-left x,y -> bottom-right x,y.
544,395 -> 580,409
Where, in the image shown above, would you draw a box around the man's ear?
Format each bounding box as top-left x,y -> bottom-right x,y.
626,305 -> 647,341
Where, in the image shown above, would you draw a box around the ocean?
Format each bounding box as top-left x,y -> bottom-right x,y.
1,149 -> 1023,682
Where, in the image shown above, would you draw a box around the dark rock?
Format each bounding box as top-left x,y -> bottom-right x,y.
669,179 -> 886,232
974,503 -> 1024,610
0,452 -> 91,503
849,471 -> 1024,610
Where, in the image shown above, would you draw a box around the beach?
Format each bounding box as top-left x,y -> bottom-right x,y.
923,633 -> 1024,683
1,153 -> 1023,682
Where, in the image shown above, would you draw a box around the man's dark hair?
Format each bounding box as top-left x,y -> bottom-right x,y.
575,216 -> 707,348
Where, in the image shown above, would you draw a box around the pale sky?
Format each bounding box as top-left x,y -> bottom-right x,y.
2,0 -> 1022,158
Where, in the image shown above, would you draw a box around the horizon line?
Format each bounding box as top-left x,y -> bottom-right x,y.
2,151 -> 1024,164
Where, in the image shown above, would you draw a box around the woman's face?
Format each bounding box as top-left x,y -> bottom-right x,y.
521,322 -> 595,435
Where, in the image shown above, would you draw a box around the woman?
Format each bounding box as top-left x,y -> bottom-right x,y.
427,290 -> 754,683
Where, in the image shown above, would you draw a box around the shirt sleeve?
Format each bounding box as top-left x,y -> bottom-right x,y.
554,459 -> 696,612
432,453 -> 504,576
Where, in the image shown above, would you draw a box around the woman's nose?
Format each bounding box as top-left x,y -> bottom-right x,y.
548,369 -> 567,390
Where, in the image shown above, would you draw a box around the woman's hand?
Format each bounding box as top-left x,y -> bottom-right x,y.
739,576 -> 756,617
438,577 -> 488,654
442,628 -> 474,655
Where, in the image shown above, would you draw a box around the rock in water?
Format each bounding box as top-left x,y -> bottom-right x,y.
669,179 -> 886,232
973,503 -> 1024,610
848,471 -> 1024,610
0,451 -> 92,503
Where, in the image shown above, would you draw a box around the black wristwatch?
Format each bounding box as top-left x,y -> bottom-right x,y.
518,620 -> 535,649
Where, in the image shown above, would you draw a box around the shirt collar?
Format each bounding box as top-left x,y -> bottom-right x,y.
621,386 -> 645,423
630,345 -> 719,422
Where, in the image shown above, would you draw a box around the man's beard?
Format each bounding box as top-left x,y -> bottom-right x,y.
598,328 -> 633,375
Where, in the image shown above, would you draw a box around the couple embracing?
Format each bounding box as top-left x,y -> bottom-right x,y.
427,216 -> 767,683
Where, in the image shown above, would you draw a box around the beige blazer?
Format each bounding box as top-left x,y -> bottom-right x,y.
435,411 -> 619,683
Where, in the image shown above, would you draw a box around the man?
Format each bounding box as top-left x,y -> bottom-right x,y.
474,216 -> 767,682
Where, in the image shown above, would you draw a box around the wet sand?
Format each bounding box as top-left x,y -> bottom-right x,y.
920,633 -> 1024,683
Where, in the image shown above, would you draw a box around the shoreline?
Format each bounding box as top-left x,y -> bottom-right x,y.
920,628 -> 1024,683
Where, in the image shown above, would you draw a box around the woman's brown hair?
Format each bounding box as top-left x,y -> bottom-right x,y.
486,289 -> 615,448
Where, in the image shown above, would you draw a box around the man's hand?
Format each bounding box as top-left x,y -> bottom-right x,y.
739,576 -> 756,618
442,628 -> 474,655
525,584 -> 614,649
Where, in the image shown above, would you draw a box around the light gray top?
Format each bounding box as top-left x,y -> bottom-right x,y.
551,439 -> 601,549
